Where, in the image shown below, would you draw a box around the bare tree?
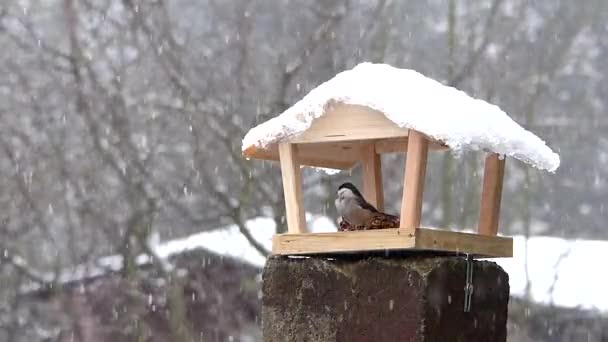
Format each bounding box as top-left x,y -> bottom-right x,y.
0,0 -> 607,340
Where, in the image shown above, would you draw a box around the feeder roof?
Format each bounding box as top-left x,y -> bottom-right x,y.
242,63 -> 560,172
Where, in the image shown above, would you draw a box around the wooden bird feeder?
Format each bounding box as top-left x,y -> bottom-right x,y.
241,63 -> 560,258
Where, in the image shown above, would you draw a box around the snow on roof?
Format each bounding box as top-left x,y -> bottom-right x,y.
242,63 -> 560,172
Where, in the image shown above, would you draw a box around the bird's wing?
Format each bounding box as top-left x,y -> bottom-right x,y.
368,213 -> 400,229
355,196 -> 379,213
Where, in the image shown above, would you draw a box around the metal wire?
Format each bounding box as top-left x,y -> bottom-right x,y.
464,253 -> 474,312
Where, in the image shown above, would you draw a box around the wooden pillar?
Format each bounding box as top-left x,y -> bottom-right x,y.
478,153 -> 506,236
361,143 -> 384,211
400,130 -> 429,230
278,142 -> 306,234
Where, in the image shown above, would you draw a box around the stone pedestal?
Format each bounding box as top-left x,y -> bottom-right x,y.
262,255 -> 509,342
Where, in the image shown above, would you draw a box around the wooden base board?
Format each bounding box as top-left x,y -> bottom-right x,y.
272,228 -> 513,258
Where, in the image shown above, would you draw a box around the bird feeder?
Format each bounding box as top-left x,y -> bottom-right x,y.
242,63 -> 560,258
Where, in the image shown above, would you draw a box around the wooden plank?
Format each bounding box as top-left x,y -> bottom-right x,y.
361,143 -> 384,211
415,228 -> 513,257
278,143 -> 306,233
243,135 -> 447,169
243,142 -> 362,170
245,146 -> 357,170
478,153 -> 506,236
273,229 -> 415,255
290,104 -> 409,143
374,137 -> 448,154
375,137 -> 408,154
271,228 -> 513,258
400,130 -> 429,231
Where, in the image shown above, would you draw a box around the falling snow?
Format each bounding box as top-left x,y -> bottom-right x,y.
243,63 -> 560,172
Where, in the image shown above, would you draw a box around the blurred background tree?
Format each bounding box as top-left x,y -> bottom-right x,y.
0,0 -> 607,341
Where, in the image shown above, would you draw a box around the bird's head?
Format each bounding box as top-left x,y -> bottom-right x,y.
336,182 -> 364,201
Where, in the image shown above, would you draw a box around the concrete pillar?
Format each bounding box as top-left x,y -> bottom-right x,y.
262,256 -> 509,342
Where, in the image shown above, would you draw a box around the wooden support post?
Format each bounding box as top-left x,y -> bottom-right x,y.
400,130 -> 429,230
361,143 -> 384,211
478,153 -> 506,236
278,143 -> 306,234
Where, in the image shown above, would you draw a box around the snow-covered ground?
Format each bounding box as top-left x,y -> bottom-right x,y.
166,216 -> 608,312
26,215 -> 607,313
497,235 -> 608,311
155,215 -> 335,267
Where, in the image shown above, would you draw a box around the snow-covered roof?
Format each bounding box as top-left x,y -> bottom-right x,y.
242,63 -> 560,172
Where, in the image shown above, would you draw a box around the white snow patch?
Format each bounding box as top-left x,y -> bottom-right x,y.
20,215 -> 336,293
157,216 -> 275,267
25,215 -> 607,313
157,214 -> 337,266
243,63 -> 559,172
163,218 -> 607,311
491,236 -> 608,312
163,216 -> 607,312
155,215 -> 607,311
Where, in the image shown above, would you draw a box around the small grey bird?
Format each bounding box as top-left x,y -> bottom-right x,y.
335,182 -> 400,231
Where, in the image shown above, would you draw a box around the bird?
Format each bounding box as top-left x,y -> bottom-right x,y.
334,182 -> 400,231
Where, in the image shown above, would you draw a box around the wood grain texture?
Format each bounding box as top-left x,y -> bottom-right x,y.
290,104 -> 409,143
361,143 -> 384,211
242,103 -> 450,169
400,130 -> 429,231
374,137 -> 448,154
272,228 -> 513,257
278,143 -> 306,233
415,228 -> 512,257
244,142 -> 360,169
273,229 -> 415,254
478,153 -> 506,236
242,136 -> 446,166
